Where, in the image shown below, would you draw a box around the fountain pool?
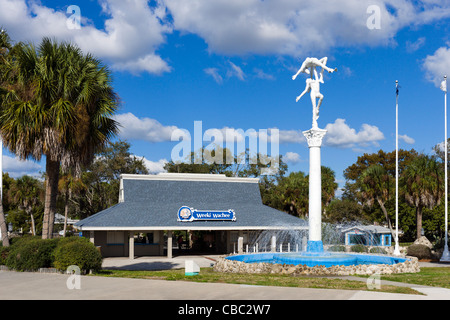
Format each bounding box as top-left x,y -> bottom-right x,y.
226,252 -> 409,268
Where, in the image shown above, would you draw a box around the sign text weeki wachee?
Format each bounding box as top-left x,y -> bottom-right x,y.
177,206 -> 236,222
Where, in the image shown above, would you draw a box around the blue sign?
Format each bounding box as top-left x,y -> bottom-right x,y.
177,206 -> 236,222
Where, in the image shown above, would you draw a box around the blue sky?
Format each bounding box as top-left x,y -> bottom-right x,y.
2,0 -> 450,194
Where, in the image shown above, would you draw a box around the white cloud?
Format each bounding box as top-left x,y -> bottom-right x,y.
253,68 -> 275,80
423,46 -> 450,87
204,62 -> 246,84
278,129 -> 306,144
112,54 -> 171,75
406,37 -> 426,53
0,0 -> 172,75
139,157 -> 168,174
2,155 -> 42,178
5,0 -> 450,76
227,61 -> 245,81
204,68 -> 223,84
163,0 -> 450,56
114,113 -> 182,142
4,0 -> 450,77
399,134 -> 415,144
324,118 -> 385,148
283,152 -> 301,164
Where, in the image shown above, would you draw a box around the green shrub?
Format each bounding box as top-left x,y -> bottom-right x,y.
0,246 -> 9,265
369,247 -> 387,254
328,245 -> 346,252
54,237 -> 102,273
351,244 -> 368,253
407,244 -> 431,260
6,238 -> 59,271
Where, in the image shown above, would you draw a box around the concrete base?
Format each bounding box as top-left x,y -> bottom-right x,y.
440,245 -> 450,262
185,260 -> 200,276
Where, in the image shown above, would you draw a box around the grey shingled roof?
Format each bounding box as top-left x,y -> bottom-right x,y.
75,174 -> 306,230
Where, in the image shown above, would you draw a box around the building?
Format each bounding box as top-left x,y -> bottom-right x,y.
54,213 -> 79,226
341,225 -> 393,247
74,173 -> 307,258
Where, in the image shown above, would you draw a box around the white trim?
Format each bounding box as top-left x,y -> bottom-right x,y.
120,173 -> 260,184
76,225 -> 307,231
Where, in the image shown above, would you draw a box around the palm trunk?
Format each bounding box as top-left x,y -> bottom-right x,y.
42,159 -> 60,239
63,187 -> 71,237
0,203 -> 9,247
377,198 -> 395,239
416,205 -> 423,240
30,212 -> 36,236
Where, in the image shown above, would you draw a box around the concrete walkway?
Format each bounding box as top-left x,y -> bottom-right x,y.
101,254 -> 219,271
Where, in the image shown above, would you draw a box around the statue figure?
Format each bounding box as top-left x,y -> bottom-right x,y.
293,57 -> 336,128
292,57 -> 336,82
296,73 -> 323,128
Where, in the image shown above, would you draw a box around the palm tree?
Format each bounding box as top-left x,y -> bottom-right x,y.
0,37 -> 119,239
401,154 -> 444,240
321,166 -> 338,216
11,175 -> 43,236
279,171 -> 309,217
0,29 -> 13,246
58,171 -> 85,237
358,165 -> 395,238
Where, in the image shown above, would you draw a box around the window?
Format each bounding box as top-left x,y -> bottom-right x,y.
383,234 -> 391,246
107,231 -> 124,245
348,234 -> 368,245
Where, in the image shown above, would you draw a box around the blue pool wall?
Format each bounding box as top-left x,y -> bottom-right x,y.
225,252 -> 409,268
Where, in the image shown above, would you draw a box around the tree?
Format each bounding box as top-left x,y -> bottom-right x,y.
10,176 -> 44,236
358,165 -> 395,237
0,29 -> 13,246
343,149 -> 419,227
277,171 -> 309,217
0,38 -> 119,239
325,198 -> 365,224
74,140 -> 148,218
344,149 -> 418,181
58,171 -> 85,236
164,146 -> 287,179
401,154 -> 444,240
320,166 -> 338,215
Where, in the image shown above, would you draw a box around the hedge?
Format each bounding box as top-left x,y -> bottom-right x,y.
5,237 -> 58,271
54,237 -> 102,273
350,244 -> 369,253
2,236 -> 103,273
407,244 -> 431,260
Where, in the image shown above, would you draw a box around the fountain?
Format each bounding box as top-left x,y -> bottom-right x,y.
216,58 -> 419,275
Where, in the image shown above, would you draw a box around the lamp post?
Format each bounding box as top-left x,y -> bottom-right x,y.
441,75 -> 450,263
393,80 -> 401,256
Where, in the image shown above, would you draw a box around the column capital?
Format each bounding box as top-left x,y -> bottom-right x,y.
302,128 -> 327,148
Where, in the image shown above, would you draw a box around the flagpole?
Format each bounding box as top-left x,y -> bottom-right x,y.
441,75 -> 450,262
394,80 -> 400,256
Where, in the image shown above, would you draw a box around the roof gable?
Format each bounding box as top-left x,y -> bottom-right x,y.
76,173 -> 306,230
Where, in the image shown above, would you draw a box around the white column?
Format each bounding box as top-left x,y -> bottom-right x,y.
303,128 -> 327,252
271,234 -> 276,252
167,231 -> 173,259
441,75 -> 450,262
237,230 -> 244,254
129,232 -> 135,260
394,80 -> 401,256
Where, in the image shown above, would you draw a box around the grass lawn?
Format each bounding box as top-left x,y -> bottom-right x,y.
94,267 -> 422,295
369,267 -> 450,289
